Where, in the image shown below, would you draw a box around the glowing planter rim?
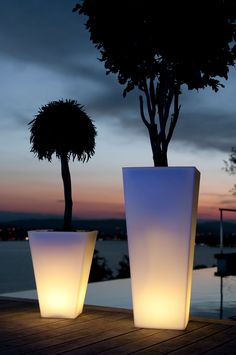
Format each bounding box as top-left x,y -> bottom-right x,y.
122,167 -> 200,330
28,230 -> 97,319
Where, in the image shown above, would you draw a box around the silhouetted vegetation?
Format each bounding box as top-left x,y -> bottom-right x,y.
0,226 -> 26,241
89,250 -> 113,282
74,1 -> 236,166
193,264 -> 208,270
116,255 -> 130,279
28,99 -> 97,230
224,147 -> 236,195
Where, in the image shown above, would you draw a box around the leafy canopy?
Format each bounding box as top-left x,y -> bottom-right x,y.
224,147 -> 236,195
29,99 -> 97,162
75,0 -> 236,95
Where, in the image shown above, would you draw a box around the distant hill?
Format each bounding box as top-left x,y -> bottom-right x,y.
0,217 -> 127,240
1,210 -> 236,243
197,220 -> 236,236
0,211 -> 60,223
1,216 -> 236,234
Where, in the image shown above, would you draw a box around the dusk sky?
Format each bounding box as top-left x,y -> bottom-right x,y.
0,0 -> 236,222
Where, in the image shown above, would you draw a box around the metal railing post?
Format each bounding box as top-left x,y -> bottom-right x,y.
220,209 -> 223,254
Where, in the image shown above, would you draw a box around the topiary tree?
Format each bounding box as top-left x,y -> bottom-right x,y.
73,0 -> 236,166
224,147 -> 236,195
29,99 -> 97,230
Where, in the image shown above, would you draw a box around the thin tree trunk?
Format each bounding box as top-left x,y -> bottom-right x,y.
61,153 -> 73,230
139,78 -> 180,167
154,150 -> 168,167
148,123 -> 168,167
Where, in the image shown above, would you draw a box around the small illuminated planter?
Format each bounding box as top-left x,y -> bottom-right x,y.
123,167 -> 200,330
28,230 -> 97,319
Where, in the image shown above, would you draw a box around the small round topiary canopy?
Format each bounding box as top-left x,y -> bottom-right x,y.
29,99 -> 96,162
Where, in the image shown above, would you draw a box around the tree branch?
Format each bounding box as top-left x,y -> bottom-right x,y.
143,80 -> 155,124
149,77 -> 156,118
164,87 -> 174,123
139,95 -> 150,128
166,91 -> 181,145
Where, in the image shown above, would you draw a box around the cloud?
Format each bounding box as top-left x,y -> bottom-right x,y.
174,110 -> 236,152
0,0 -> 114,89
0,1 -> 92,68
219,199 -> 236,205
0,0 -> 236,154
87,85 -> 236,152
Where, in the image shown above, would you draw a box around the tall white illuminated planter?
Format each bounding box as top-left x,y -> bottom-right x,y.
123,167 -> 200,330
28,230 -> 97,319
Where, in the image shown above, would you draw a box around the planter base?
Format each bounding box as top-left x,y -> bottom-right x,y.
28,230 -> 97,319
123,167 -> 200,330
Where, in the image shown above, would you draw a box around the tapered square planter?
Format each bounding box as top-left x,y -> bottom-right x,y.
122,167 -> 200,330
28,230 -> 97,319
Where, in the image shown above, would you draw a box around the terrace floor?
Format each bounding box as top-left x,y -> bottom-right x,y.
1,298 -> 236,354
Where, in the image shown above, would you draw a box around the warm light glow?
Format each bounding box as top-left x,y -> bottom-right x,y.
123,167 -> 200,330
28,230 -> 97,318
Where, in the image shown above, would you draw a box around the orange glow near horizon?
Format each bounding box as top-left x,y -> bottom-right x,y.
0,191 -> 235,221
0,173 -> 235,221
0,182 -> 125,219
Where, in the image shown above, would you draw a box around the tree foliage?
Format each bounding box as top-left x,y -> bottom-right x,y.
224,147 -> 236,174
29,99 -> 97,230
116,255 -> 130,279
89,250 -> 113,282
224,147 -> 236,195
74,0 -> 236,166
29,99 -> 96,163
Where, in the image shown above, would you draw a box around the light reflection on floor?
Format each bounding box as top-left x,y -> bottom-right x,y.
1,267 -> 236,321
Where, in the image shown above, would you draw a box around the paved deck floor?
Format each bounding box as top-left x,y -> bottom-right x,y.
0,299 -> 236,354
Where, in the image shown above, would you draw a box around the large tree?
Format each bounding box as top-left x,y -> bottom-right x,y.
74,0 -> 236,166
29,99 -> 97,230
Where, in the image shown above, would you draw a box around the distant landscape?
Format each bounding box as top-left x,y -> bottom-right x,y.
0,213 -> 236,245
